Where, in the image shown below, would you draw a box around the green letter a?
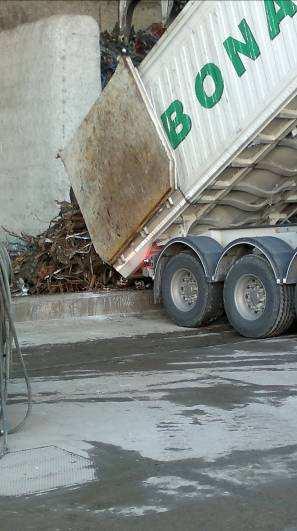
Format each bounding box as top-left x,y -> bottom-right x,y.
161,100 -> 192,150
223,18 -> 260,77
264,0 -> 297,40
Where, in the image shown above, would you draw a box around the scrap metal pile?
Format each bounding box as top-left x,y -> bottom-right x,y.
10,194 -> 128,295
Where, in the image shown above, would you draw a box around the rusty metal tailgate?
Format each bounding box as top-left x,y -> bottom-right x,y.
61,57 -> 175,265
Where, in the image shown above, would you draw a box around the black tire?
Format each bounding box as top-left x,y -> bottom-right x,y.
224,254 -> 294,338
161,252 -> 223,327
294,284 -> 297,319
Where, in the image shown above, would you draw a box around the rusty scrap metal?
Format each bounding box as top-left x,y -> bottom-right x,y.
8,194 -> 140,296
100,0 -> 189,88
100,22 -> 165,88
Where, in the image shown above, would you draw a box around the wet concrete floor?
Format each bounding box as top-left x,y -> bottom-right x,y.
1,323 -> 297,530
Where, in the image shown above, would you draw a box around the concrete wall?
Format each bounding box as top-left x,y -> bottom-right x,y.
0,1 -> 161,32
0,15 -> 100,240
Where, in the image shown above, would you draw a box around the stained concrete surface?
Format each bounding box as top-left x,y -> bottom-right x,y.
13,290 -> 157,323
1,321 -> 297,530
16,311 -> 232,348
0,15 -> 100,241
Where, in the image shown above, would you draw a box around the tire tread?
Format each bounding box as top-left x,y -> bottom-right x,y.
161,252 -> 223,327
224,254 -> 294,338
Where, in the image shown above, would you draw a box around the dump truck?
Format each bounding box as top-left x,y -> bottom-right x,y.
62,0 -> 297,339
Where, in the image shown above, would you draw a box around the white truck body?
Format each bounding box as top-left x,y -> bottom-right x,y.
62,0 -> 297,276
140,0 -> 297,200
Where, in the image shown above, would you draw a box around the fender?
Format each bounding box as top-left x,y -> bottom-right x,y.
153,235 -> 223,303
285,248 -> 297,283
214,236 -> 294,283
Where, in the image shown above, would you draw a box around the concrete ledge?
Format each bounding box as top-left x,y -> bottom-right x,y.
13,290 -> 157,322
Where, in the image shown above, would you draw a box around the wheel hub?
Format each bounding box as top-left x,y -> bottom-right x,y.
234,274 -> 267,320
171,268 -> 199,312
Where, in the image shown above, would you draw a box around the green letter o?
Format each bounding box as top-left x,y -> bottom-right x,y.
195,63 -> 224,109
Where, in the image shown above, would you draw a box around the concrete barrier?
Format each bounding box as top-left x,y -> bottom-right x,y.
13,290 -> 158,322
0,15 -> 100,241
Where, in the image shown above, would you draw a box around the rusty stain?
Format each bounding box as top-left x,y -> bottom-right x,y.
61,57 -> 174,265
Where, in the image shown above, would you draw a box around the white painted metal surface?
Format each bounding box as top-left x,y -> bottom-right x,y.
139,0 -> 297,199
206,225 -> 297,251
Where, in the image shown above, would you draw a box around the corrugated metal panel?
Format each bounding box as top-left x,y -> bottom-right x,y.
139,0 -> 297,200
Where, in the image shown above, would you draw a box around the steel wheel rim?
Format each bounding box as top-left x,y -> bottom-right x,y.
234,274 -> 267,321
171,268 -> 199,312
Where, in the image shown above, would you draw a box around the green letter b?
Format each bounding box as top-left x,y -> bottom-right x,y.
161,100 -> 192,150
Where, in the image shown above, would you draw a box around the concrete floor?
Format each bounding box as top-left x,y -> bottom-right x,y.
1,315 -> 297,530
16,310 -> 198,347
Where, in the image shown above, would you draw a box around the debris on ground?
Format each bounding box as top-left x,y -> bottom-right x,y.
7,193 -> 150,296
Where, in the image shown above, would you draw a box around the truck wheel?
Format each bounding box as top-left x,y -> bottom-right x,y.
161,252 -> 223,327
223,254 -> 294,338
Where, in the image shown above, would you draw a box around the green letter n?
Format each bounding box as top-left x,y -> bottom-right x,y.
223,18 -> 260,77
265,0 -> 297,40
161,100 -> 192,150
